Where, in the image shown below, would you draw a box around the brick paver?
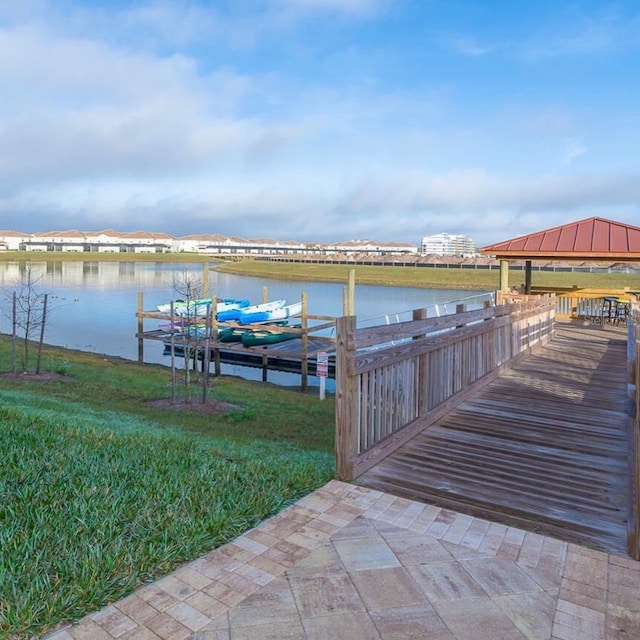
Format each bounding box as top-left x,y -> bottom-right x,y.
41,480 -> 640,640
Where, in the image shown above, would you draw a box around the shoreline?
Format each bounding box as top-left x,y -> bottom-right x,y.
1,251 -> 638,291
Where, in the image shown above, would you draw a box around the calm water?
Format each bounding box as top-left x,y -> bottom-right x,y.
0,261 -> 493,384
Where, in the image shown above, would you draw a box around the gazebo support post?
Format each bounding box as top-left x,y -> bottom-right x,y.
499,260 -> 510,293
525,260 -> 532,295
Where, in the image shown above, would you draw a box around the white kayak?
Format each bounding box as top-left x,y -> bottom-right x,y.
217,299 -> 287,323
238,301 -> 303,325
157,297 -> 250,317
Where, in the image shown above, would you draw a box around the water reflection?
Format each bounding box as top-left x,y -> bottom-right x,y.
0,261 -> 493,386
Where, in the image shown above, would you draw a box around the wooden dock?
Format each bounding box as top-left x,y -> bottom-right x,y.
355,321 -> 630,555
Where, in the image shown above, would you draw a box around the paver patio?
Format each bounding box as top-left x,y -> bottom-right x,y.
42,480 -> 640,640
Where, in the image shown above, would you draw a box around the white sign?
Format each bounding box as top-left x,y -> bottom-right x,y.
316,352 -> 329,378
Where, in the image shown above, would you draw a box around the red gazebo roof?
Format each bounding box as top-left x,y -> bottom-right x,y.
481,217 -> 640,261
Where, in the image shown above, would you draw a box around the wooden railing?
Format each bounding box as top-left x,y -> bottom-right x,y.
530,286 -> 637,320
629,306 -> 640,559
335,296 -> 556,481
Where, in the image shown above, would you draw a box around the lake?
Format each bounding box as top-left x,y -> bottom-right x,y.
0,261 -> 494,385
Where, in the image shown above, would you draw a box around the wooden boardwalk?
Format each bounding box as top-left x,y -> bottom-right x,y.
356,321 -> 631,555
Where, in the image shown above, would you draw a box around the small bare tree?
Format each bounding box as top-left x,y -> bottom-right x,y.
167,270 -> 210,404
7,265 -> 51,373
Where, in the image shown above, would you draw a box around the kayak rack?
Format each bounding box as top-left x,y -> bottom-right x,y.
135,290 -> 338,391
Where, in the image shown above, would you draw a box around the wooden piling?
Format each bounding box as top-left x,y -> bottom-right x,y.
137,292 -> 144,364
301,292 -> 308,392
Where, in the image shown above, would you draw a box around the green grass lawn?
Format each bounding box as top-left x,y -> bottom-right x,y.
214,259 -> 640,291
0,339 -> 335,639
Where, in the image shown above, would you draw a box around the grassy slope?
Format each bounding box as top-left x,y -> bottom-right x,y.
0,340 -> 335,639
0,340 -> 335,452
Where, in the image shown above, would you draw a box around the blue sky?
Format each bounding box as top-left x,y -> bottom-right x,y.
1,0 -> 639,247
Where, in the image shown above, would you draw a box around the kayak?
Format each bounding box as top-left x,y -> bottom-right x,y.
157,297 -> 250,317
238,301 -> 303,325
217,299 -> 287,323
218,321 -> 292,343
241,326 -> 301,347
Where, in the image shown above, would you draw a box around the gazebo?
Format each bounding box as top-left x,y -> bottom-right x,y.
480,216 -> 640,293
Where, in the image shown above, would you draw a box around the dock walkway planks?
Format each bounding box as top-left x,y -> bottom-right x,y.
356,321 -> 631,555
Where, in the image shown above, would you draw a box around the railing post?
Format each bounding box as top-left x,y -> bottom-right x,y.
413,308 -> 428,413
571,285 -> 578,318
335,315 -> 358,481
301,292 -> 308,392
137,292 -> 144,364
202,263 -> 209,298
629,306 -> 639,386
630,339 -> 640,559
347,269 -> 356,315
511,303 -> 520,358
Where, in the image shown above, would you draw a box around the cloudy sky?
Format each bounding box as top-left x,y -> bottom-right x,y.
1,0 -> 639,247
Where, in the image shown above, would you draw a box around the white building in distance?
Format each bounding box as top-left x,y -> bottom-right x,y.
0,229 -> 418,257
420,233 -> 476,257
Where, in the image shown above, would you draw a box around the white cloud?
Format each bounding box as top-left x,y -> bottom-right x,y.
564,138 -> 587,164
450,34 -> 496,57
3,165 -> 639,247
0,0 -> 638,250
0,20 -> 311,190
119,2 -> 225,47
275,0 -> 387,18
523,7 -> 640,60
0,25 -> 199,100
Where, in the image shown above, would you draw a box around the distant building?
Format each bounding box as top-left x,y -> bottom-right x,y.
0,229 -> 418,257
324,240 -> 418,256
0,230 -> 30,251
420,233 -> 476,257
16,229 -> 173,253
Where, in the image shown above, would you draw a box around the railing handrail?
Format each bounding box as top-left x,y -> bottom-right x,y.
629,306 -> 640,559
357,291 -> 496,328
348,299 -> 550,351
335,295 -> 556,481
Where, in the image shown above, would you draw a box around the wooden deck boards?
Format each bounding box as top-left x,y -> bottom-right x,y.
356,322 -> 631,555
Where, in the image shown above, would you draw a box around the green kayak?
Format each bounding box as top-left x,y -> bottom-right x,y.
241,326 -> 301,347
